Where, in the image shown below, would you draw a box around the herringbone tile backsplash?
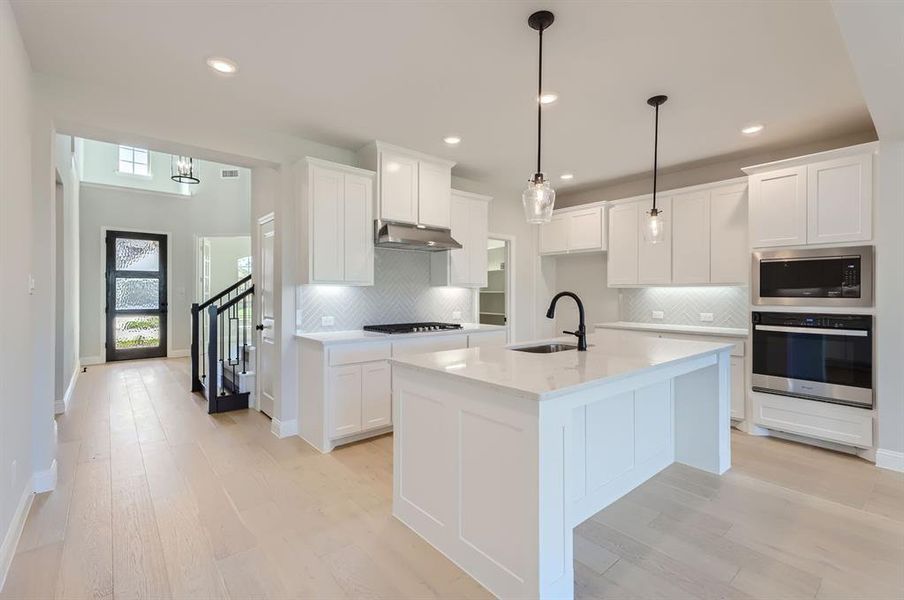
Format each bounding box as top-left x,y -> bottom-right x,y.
620,286 -> 749,328
298,249 -> 475,332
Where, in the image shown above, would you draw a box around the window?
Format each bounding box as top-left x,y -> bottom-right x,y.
118,145 -> 150,176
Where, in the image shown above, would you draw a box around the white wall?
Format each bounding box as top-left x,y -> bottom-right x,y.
79,156 -> 251,362
0,0 -> 36,583
551,253 -> 619,333
53,134 -> 80,414
204,236 -> 251,300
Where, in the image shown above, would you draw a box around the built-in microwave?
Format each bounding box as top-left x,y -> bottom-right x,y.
752,245 -> 873,307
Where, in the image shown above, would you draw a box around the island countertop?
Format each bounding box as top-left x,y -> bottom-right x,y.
389,330 -> 734,400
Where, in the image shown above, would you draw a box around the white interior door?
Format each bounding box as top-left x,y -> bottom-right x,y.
258,216 -> 276,418
199,238 -> 211,300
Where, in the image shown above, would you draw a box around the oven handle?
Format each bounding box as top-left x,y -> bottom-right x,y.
754,324 -> 869,337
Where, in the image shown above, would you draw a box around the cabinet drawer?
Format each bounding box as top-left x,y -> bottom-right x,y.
329,342 -> 391,366
751,392 -> 872,448
392,334 -> 468,357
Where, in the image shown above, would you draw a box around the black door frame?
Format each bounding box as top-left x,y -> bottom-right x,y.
105,230 -> 168,361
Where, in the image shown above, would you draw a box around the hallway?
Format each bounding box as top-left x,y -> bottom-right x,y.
2,358 -> 902,599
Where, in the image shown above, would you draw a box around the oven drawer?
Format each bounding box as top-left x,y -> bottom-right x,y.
751,391 -> 872,448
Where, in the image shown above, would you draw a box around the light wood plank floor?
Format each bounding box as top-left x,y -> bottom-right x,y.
2,358 -> 902,599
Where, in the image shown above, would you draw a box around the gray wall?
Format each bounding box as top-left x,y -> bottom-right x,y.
79,159 -> 251,361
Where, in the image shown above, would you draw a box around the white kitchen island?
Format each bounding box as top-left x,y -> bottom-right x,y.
390,331 -> 733,599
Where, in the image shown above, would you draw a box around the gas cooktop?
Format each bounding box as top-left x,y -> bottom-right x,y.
363,322 -> 463,334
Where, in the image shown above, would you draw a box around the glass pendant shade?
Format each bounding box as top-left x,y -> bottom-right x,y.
171,155 -> 200,184
522,174 -> 556,224
643,208 -> 668,244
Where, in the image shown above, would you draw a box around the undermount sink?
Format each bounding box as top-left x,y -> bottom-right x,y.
511,343 -> 578,354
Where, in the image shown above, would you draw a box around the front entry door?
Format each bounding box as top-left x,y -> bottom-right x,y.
105,230 -> 168,361
257,216 -> 276,417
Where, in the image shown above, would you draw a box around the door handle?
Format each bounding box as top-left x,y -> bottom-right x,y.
256,324 -> 265,331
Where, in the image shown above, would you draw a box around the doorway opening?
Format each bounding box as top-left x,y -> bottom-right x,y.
105,230 -> 168,361
479,237 -> 513,339
196,236 -> 252,303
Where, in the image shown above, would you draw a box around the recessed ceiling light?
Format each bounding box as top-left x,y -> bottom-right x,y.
443,136 -> 461,145
560,173 -> 574,180
206,57 -> 237,75
741,123 -> 765,136
538,92 -> 558,105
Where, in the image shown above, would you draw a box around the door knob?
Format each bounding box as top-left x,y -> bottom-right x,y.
255,324 -> 265,331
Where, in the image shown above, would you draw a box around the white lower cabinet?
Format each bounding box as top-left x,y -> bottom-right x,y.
468,330 -> 507,348
329,364 -> 363,438
361,361 -> 392,430
328,359 -> 392,439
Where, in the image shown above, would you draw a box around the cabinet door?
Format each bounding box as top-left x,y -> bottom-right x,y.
637,197 -> 672,284
710,185 -> 749,284
672,191 -> 711,284
380,151 -> 419,224
418,160 -> 452,228
311,166 -> 344,283
329,365 -> 362,439
607,203 -> 639,285
567,207 -> 603,252
469,199 -> 489,287
343,173 -> 374,284
361,361 -> 391,430
539,214 -> 568,255
730,357 -> 745,420
807,153 -> 872,244
749,166 -> 807,247
448,195 -> 471,286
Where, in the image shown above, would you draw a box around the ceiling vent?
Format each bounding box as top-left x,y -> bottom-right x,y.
220,168 -> 240,179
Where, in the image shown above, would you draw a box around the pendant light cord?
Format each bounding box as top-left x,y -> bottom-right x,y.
652,102 -> 659,212
537,26 -> 543,177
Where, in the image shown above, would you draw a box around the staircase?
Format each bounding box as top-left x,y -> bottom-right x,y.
190,275 -> 255,413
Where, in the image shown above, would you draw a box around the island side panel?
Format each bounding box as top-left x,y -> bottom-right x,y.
673,349 -> 732,474
391,365 -> 542,599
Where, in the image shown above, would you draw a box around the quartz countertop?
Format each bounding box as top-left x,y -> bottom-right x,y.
594,321 -> 748,338
296,323 -> 506,345
390,330 -> 733,400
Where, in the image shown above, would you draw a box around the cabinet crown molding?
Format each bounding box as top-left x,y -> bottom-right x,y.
301,156 -> 376,178
741,141 -> 878,175
357,140 -> 457,169
599,176 -> 748,209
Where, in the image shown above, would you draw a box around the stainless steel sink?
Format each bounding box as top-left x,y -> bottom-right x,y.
511,343 -> 578,354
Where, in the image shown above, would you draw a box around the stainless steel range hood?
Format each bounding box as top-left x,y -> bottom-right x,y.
374,220 -> 461,252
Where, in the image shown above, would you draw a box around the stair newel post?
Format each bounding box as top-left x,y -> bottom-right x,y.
207,304 -> 219,412
191,303 -> 202,392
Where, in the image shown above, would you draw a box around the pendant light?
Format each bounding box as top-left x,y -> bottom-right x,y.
643,95 -> 668,244
171,155 -> 200,184
522,10 -> 556,224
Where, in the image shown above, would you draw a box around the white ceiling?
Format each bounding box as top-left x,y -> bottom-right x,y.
11,1 -> 873,191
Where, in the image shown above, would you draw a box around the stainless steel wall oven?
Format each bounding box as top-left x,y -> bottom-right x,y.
751,311 -> 873,408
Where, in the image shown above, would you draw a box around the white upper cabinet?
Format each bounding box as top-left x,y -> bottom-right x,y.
672,191 -> 711,284
379,150 -> 419,224
539,214 -> 568,255
637,197 -> 672,284
539,204 -> 607,255
709,183 -> 749,284
358,141 -> 455,229
807,153 -> 872,244
748,166 -> 808,248
606,180 -> 749,287
418,160 -> 452,228
431,190 -> 491,288
607,202 -> 639,286
298,157 -> 375,286
744,144 -> 875,248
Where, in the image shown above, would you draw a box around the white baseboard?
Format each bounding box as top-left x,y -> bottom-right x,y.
168,349 -> 190,358
55,368 -> 80,415
33,459 -> 58,494
270,418 -> 298,439
0,478 -> 34,591
80,356 -> 103,366
876,449 -> 904,473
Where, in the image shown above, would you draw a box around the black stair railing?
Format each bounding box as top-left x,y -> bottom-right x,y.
190,275 -> 254,413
